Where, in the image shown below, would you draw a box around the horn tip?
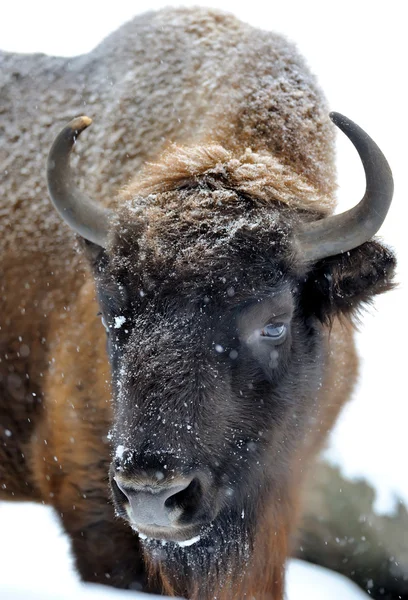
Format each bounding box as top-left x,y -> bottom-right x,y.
329,111 -> 345,126
68,115 -> 93,133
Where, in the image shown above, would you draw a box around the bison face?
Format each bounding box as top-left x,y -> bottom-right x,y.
87,201 -> 323,551
88,191 -> 394,553
92,213 -> 305,548
102,280 -> 314,546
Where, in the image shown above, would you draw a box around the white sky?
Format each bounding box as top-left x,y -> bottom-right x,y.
1,0 -> 408,530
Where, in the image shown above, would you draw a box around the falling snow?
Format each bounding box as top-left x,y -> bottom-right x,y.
115,445 -> 125,460
114,316 -> 126,329
0,3 -> 406,600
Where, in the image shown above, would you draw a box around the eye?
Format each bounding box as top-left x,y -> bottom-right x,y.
260,323 -> 287,341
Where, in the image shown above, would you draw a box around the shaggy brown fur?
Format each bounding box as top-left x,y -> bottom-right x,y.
122,144 -> 334,214
0,7 -> 396,600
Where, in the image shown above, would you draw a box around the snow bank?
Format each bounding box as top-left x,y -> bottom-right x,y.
287,560 -> 369,600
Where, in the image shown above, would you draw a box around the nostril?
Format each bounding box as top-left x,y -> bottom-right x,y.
164,477 -> 202,517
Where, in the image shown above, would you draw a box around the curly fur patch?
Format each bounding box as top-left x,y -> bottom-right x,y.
121,144 -> 335,215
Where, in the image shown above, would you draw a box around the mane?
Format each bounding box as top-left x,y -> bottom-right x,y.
121,143 -> 336,215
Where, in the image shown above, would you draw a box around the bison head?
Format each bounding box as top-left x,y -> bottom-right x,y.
47,115 -> 395,567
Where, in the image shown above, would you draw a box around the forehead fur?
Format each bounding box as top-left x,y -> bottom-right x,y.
107,189 -> 304,299
120,143 -> 335,214
106,143 -> 334,288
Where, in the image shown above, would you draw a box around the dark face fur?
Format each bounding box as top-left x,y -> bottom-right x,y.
86,187 -> 395,576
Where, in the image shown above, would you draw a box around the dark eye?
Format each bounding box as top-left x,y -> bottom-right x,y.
260,323 -> 287,341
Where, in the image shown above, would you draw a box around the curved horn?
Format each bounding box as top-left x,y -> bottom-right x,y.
297,112 -> 394,262
47,116 -> 113,247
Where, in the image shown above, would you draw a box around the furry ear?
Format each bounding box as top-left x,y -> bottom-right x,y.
301,240 -> 396,323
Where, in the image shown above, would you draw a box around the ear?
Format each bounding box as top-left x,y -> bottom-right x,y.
301,240 -> 396,323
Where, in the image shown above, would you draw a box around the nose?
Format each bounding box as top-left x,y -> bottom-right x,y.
115,475 -> 204,528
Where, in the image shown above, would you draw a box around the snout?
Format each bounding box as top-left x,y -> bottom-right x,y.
112,470 -> 217,542
117,476 -> 195,528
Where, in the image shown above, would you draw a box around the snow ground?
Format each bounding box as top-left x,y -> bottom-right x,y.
1,0 -> 407,598
0,502 -> 368,599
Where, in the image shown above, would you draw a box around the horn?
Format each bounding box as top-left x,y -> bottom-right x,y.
47,116 -> 113,247
296,112 -> 394,262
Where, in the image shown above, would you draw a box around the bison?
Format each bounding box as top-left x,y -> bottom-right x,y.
0,7 -> 396,600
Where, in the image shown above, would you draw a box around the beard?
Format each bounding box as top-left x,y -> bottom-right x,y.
141,504 -> 252,599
